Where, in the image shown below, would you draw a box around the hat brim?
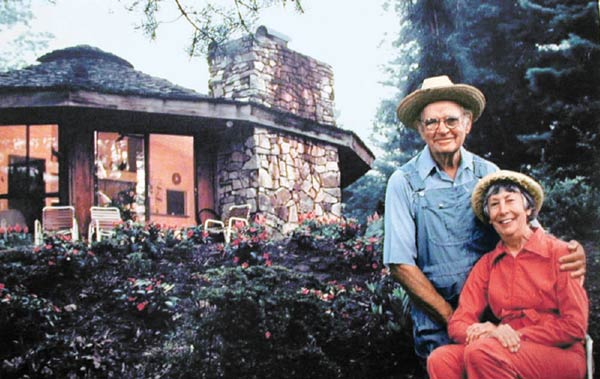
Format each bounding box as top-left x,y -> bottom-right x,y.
471,170 -> 544,223
396,84 -> 486,129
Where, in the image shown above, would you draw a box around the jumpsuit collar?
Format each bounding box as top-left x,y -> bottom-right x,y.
489,227 -> 550,261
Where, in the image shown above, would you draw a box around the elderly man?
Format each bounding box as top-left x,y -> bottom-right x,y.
383,75 -> 585,360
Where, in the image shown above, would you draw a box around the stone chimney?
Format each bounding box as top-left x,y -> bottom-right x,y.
208,26 -> 336,126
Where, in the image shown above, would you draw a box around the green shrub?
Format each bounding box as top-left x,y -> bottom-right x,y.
538,176 -> 600,240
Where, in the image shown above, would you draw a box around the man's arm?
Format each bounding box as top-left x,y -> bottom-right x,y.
389,263 -> 454,325
559,240 -> 586,282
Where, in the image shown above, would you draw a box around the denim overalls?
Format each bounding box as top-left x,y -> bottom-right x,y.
402,156 -> 498,358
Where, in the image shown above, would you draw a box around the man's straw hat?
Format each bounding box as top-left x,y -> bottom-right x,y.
471,170 -> 545,223
396,75 -> 486,129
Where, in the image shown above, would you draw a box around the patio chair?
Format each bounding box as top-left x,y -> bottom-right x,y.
88,206 -> 121,242
203,204 -> 251,244
34,206 -> 79,245
586,334 -> 594,379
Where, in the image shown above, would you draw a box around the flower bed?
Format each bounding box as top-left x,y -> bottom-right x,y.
0,215 -> 417,378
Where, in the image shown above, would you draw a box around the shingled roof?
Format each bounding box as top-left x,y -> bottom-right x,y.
0,45 -> 207,100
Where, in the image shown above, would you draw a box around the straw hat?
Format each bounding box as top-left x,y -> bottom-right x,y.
396,75 -> 486,129
471,170 -> 544,223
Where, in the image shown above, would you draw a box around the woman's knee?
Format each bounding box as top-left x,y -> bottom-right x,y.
427,345 -> 464,378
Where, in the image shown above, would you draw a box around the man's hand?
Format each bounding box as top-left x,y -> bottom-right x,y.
559,240 -> 586,281
466,322 -> 496,345
490,324 -> 521,353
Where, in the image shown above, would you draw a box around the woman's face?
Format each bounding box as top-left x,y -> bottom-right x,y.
486,189 -> 532,239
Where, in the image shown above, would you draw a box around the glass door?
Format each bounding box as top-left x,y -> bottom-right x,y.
95,132 -> 146,222
148,134 -> 195,228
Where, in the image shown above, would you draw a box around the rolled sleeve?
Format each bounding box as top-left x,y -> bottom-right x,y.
383,170 -> 418,266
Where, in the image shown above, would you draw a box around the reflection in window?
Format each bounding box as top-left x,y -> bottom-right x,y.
0,124 -> 59,230
95,132 -> 145,221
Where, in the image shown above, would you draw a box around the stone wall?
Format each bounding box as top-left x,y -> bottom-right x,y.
208,26 -> 336,126
217,127 -> 341,234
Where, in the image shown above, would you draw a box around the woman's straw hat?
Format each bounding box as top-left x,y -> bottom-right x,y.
471,170 -> 545,222
396,75 -> 486,129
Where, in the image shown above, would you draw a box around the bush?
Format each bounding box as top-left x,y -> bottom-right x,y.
0,216 -> 416,378
0,224 -> 31,250
538,176 -> 600,240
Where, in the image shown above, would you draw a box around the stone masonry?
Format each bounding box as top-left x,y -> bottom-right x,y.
217,127 -> 341,235
208,26 -> 336,126
210,27 -> 343,234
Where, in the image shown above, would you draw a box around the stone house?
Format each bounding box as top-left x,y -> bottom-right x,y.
0,26 -> 374,235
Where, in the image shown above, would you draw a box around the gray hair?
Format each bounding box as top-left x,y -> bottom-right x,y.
482,182 -> 538,222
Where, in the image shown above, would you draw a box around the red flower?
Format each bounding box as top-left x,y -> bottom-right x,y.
233,256 -> 240,264
0,283 -> 4,291
0,227 -> 5,234
351,264 -> 357,270
262,253 -> 270,260
241,262 -> 249,269
48,260 -> 56,266
72,249 -> 79,255
14,224 -> 22,233
145,285 -> 154,292
187,229 -> 194,238
45,244 -> 53,250
127,296 -> 136,302
23,226 -> 29,233
264,260 -> 272,267
137,301 -> 149,311
264,331 -> 272,339
301,288 -> 310,295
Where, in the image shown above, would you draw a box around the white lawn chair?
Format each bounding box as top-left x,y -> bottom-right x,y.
203,204 -> 251,244
586,334 -> 594,379
88,206 -> 121,242
34,206 -> 79,245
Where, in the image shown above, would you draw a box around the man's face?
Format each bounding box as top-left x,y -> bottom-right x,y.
417,101 -> 472,156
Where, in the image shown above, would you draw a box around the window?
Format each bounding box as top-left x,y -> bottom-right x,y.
95,132 -> 146,222
166,190 -> 185,216
0,124 -> 59,229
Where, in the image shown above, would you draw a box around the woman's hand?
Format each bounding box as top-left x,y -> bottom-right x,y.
490,324 -> 521,353
466,322 -> 497,344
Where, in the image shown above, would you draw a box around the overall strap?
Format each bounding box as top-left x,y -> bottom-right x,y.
472,155 -> 488,179
402,165 -> 426,193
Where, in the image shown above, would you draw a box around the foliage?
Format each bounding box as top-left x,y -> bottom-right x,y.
123,0 -> 304,55
0,216 -> 416,378
536,174 -> 600,240
0,0 -> 53,71
0,224 -> 31,250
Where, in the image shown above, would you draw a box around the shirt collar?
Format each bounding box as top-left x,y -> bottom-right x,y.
489,227 -> 550,261
417,146 -> 474,180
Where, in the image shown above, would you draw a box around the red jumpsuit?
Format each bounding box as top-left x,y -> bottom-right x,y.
427,228 -> 588,379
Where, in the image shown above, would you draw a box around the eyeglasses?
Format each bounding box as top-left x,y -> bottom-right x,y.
419,116 -> 463,132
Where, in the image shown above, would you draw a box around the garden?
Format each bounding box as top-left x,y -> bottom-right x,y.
0,214 -> 420,378
1,213 -> 598,378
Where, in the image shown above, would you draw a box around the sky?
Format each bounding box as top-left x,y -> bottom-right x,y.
15,0 -> 400,153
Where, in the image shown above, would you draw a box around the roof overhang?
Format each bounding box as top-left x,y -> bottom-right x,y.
0,89 -> 374,186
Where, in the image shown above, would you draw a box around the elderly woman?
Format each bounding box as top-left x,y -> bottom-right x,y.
427,170 -> 588,379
